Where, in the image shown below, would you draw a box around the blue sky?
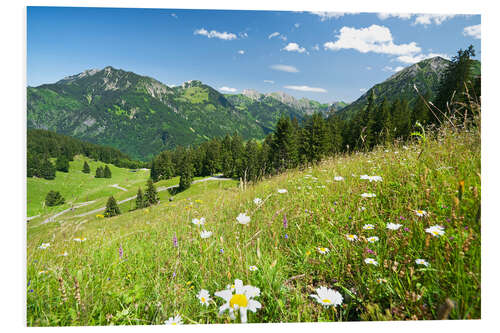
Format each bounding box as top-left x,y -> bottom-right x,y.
27,7 -> 481,103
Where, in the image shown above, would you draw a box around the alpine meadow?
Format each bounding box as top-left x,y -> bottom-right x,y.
26,7 -> 481,327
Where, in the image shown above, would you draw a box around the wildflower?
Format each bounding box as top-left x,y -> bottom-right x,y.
361,193 -> 376,198
346,234 -> 358,242
164,314 -> 183,325
376,278 -> 387,284
386,223 -> 402,230
119,245 -> 123,259
253,198 -> 263,205
364,258 -> 378,266
317,247 -> 329,254
360,175 -> 382,182
38,270 -> 48,275
425,225 -> 445,237
310,286 -> 343,307
365,248 -> 375,254
415,259 -> 430,267
38,243 -> 50,250
200,230 -> 213,239
220,248 -> 224,254
283,214 -> 288,228
197,289 -> 211,306
73,237 -> 87,242
277,189 -> 288,194
249,265 -> 258,272
284,233 -> 289,239
195,199 -> 203,204
215,279 -> 262,323
96,214 -> 104,218
305,250 -> 311,256
363,224 -> 375,230
192,217 -> 205,226
334,176 -> 344,181
404,227 -> 410,232
367,236 -> 379,243
359,206 -> 366,211
173,233 -> 178,247
236,213 -> 251,225
415,210 -> 428,217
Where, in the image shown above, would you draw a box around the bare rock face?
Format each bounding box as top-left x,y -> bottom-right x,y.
242,89 -> 262,100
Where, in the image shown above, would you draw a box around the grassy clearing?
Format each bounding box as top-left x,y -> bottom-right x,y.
26,125 -> 480,325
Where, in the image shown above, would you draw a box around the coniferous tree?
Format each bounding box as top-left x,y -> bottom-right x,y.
104,196 -> 120,217
135,187 -> 144,209
178,151 -> 194,192
144,178 -> 159,206
95,166 -> 104,178
40,157 -> 56,180
104,165 -> 112,178
221,135 -> 234,177
271,116 -> 299,172
82,161 -> 90,174
45,190 -> 65,206
55,155 -> 69,173
302,113 -> 329,163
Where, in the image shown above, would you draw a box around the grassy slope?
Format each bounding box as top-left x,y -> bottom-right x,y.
27,126 -> 480,325
27,155 -> 150,218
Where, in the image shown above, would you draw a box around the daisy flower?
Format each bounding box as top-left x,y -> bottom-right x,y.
249,265 -> 258,272
346,234 -> 358,241
200,230 -> 213,239
215,279 -> 262,323
310,286 -> 343,307
359,206 -> 366,211
59,251 -> 68,257
364,258 -> 378,265
361,193 -> 376,198
415,210 -> 428,217
277,189 -> 288,194
386,223 -> 402,230
363,224 -> 375,230
334,176 -> 344,181
415,259 -> 430,267
197,289 -> 211,306
192,217 -> 205,226
236,213 -> 251,225
73,237 -> 87,242
38,270 -> 48,275
164,314 -> 183,325
425,225 -> 445,237
317,247 -> 330,254
367,236 -> 379,243
253,198 -> 263,205
38,243 -> 50,250
376,278 -> 387,284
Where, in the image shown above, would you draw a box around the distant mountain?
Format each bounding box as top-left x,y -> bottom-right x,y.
27,66 -> 347,161
338,56 -> 480,119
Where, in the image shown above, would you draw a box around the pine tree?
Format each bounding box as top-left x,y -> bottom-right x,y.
178,152 -> 194,192
135,187 -> 144,209
55,155 -> 69,173
45,190 -> 65,206
144,178 -> 159,206
95,166 -> 103,178
82,161 -> 90,174
302,113 -> 329,163
103,165 -> 112,178
271,116 -> 298,172
40,157 -> 56,180
104,196 -> 120,217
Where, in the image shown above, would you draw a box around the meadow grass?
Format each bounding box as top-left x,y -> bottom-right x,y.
26,125 -> 480,326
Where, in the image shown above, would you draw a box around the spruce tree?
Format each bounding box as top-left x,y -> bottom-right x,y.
302,113 -> 329,163
104,165 -> 112,178
135,187 -> 144,209
82,161 -> 90,174
55,155 -> 69,173
95,166 -> 103,178
144,178 -> 159,206
45,190 -> 65,206
40,157 -> 56,180
104,196 -> 120,217
178,152 -> 194,192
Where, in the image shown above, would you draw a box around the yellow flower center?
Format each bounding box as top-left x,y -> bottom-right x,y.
432,231 -> 439,235
201,297 -> 206,303
322,299 -> 332,304
417,210 -> 423,214
230,294 -> 248,309
320,247 -> 326,252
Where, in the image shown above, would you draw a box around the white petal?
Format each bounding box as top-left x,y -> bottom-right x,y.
243,285 -> 260,298
234,279 -> 244,294
218,303 -> 229,316
247,299 -> 261,312
228,307 -> 236,320
215,289 -> 233,301
240,307 -> 248,323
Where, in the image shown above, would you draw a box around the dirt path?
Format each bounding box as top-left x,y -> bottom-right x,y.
110,184 -> 128,191
42,200 -> 96,224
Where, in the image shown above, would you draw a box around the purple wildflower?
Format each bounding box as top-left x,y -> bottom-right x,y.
404,227 -> 410,232
334,201 -> 337,205
173,233 -> 178,247
284,233 -> 289,239
283,214 -> 288,229
172,271 -> 176,278
348,216 -> 352,220
449,236 -> 455,240
220,248 -> 224,254
28,289 -> 34,293
465,226 -> 469,230
446,218 -> 451,222
119,244 -> 123,259
400,216 -> 406,220
365,248 -> 374,254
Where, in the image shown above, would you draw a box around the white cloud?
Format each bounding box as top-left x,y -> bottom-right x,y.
377,13 -> 412,20
312,44 -> 320,51
237,50 -> 245,55
383,66 -> 405,73
396,52 -> 450,64
360,88 -> 367,92
284,85 -> 327,93
264,80 -> 275,84
219,86 -> 237,92
194,28 -> 237,40
270,64 -> 299,73
323,25 -> 421,56
414,14 -> 456,25
239,32 -> 248,39
283,42 -> 307,53
268,32 -> 287,41
463,24 -> 481,39
310,12 -> 357,21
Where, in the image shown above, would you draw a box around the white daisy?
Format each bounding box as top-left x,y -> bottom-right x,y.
334,176 -> 344,181
415,259 -> 430,267
425,225 -> 445,237
386,223 -> 402,230
346,234 -> 358,242
73,237 -> 87,242
249,265 -> 258,272
215,279 -> 261,323
363,224 -> 375,230
367,236 -> 379,243
236,213 -> 251,225
200,230 -> 213,239
164,314 -> 183,325
59,251 -> 68,257
364,258 -> 378,265
38,243 -> 50,250
277,189 -> 288,194
415,210 -> 428,217
192,217 -> 205,226
359,206 -> 366,211
317,247 -> 330,254
361,193 -> 376,198
197,289 -> 211,306
253,198 -> 263,205
310,286 -> 343,307
376,278 -> 387,284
